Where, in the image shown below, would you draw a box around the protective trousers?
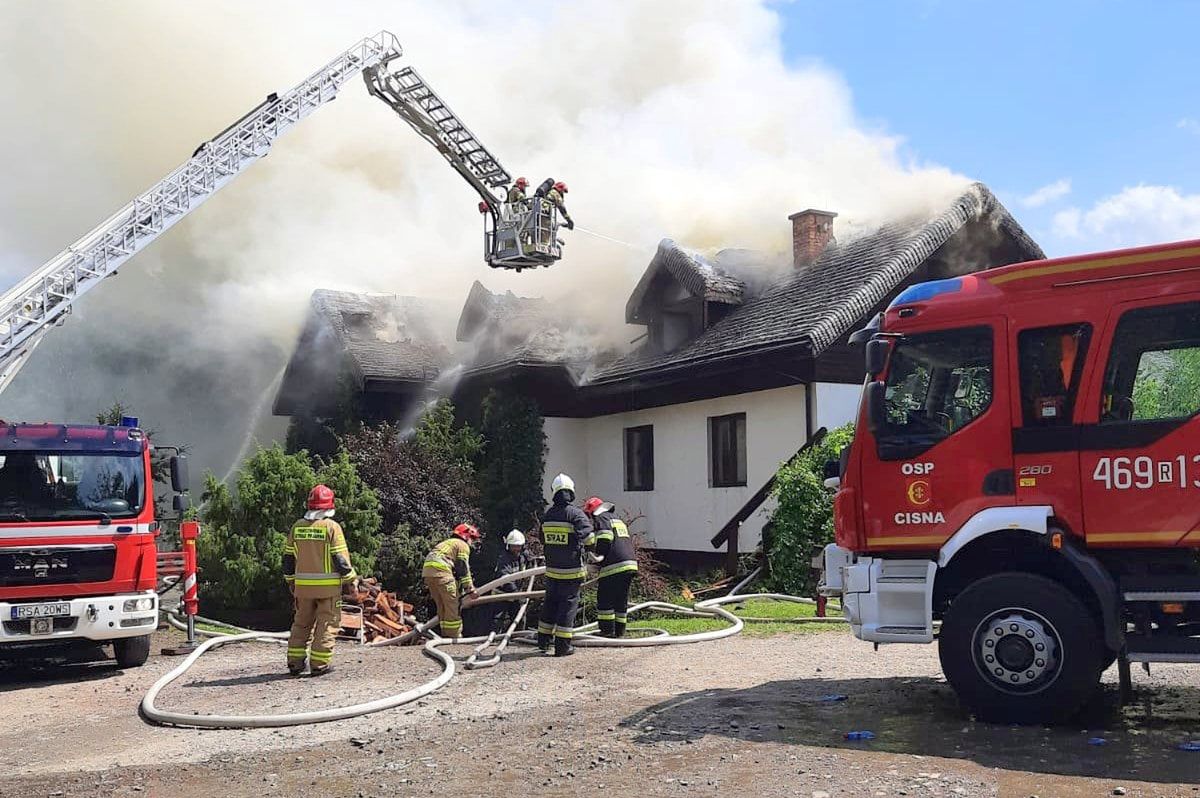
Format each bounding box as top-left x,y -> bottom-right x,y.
538,577 -> 582,641
596,571 -> 635,637
287,595 -> 338,669
424,568 -> 462,638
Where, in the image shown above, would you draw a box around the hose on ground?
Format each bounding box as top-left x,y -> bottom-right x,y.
144,564 -> 842,728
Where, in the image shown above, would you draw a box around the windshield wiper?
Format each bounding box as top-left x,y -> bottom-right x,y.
55,510 -> 113,525
0,510 -> 29,521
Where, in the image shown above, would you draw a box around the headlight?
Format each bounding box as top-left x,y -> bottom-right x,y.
123,597 -> 156,612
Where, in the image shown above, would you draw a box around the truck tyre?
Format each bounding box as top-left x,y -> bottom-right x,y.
938,572 -> 1102,724
113,634 -> 151,668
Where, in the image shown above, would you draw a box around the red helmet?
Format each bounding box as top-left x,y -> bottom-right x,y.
554,181 -> 568,193
307,484 -> 335,511
515,177 -> 529,189
582,496 -> 604,516
453,523 -> 481,541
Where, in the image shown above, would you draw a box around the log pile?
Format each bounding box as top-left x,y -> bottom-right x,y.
340,577 -> 415,643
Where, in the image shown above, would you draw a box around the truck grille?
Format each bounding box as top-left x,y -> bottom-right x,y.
0,544 -> 117,587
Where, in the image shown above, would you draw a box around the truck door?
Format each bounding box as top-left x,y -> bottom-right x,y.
1081,298 -> 1200,547
863,319 -> 1012,549
1011,323 -> 1093,535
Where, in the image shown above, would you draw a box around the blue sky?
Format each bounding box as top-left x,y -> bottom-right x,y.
776,0 -> 1200,256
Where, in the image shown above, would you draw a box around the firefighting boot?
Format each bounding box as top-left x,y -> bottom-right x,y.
287,661 -> 306,677
309,664 -> 333,677
614,621 -> 627,639
537,632 -> 552,652
554,637 -> 575,657
597,619 -> 615,638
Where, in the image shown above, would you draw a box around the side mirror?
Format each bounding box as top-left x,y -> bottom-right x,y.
170,455 -> 190,494
865,381 -> 887,434
865,339 -> 889,377
173,494 -> 191,513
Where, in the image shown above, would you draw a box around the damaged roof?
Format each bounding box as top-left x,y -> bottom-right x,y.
589,182 -> 1043,384
273,290 -> 451,415
625,241 -> 746,324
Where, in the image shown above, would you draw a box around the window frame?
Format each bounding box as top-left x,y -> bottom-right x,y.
1099,301 -> 1200,425
1016,323 -> 1093,428
708,412 -> 748,488
623,425 -> 655,492
876,325 -> 995,461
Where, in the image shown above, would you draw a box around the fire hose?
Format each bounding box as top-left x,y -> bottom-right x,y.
142,565 -> 843,728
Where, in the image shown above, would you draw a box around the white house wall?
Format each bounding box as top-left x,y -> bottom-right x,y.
543,385 -> 809,553
814,382 -> 863,431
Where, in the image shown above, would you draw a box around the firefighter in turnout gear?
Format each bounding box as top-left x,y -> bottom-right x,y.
583,497 -> 639,638
537,473 -> 594,656
506,176 -> 529,204
283,484 -> 357,676
423,523 -> 481,639
491,529 -> 530,632
546,181 -> 574,230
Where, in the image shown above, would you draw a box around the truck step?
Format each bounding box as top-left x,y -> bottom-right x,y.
1121,574 -> 1200,603
1124,635 -> 1200,663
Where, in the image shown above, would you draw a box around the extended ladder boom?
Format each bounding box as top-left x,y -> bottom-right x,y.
0,32 -> 405,393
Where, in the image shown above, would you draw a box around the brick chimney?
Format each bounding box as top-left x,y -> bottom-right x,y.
789,209 -> 837,267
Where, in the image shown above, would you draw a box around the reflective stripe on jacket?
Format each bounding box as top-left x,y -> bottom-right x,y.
284,517 -> 356,598
594,512 -> 638,579
424,536 -> 474,593
540,501 -> 593,580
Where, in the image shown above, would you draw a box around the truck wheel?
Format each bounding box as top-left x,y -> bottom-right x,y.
938,572 -> 1102,724
113,634 -> 151,668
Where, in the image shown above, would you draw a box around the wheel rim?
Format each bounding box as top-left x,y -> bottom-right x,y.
971,608 -> 1061,695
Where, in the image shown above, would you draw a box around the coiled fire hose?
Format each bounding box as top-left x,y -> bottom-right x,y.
143,565 -> 842,728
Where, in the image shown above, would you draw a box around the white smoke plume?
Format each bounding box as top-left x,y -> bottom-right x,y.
0,0 -> 968,478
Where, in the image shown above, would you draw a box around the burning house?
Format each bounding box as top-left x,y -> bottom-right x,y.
274,183 -> 1043,568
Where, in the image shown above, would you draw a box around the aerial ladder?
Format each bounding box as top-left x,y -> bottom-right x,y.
0,31 -> 564,395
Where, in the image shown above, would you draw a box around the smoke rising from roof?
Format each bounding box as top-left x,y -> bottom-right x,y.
0,0 -> 968,478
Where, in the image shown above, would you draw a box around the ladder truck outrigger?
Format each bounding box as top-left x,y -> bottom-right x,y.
819,238 -> 1200,724
0,31 -> 563,666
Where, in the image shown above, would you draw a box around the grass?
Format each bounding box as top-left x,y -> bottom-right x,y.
626,597 -> 846,638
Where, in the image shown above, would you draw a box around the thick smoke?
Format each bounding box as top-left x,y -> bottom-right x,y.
0,0 -> 968,478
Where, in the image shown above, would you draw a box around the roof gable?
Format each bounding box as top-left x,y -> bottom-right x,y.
625,240 -> 746,324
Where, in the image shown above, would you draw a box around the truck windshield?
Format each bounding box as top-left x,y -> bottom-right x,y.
0,452 -> 143,521
881,327 -> 993,449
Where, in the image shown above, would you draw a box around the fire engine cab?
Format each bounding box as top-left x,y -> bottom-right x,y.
821,237 -> 1200,723
0,420 -> 189,667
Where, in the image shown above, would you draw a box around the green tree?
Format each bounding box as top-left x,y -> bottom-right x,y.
763,424 -> 855,596
415,399 -> 484,473
1132,348 -> 1200,420
477,389 -> 546,571
196,444 -> 381,627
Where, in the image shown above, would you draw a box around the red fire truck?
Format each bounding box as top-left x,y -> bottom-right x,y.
821,237 -> 1200,723
0,419 -> 188,667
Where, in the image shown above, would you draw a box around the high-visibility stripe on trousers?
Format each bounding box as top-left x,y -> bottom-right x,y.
597,570 -> 635,631
287,595 -> 338,667
423,566 -> 462,638
540,576 -> 581,642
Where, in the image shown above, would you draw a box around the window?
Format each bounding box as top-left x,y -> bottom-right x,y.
1101,302 -> 1200,423
1018,324 -> 1091,426
0,452 -> 144,521
709,413 -> 747,487
624,425 -> 654,491
880,327 -> 993,450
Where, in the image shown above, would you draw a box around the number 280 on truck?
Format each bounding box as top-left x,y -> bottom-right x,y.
820,238 -> 1200,723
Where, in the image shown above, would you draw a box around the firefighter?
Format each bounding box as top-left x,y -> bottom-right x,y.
583,497 -> 639,638
537,474 -> 593,656
422,523 -> 481,639
507,177 -> 529,204
546,181 -> 575,230
492,529 -> 530,631
283,484 -> 358,676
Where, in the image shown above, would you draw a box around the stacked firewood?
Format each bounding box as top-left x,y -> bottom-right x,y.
340,577 -> 415,643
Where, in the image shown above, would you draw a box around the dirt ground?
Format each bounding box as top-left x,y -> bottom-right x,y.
1,626 -> 1199,798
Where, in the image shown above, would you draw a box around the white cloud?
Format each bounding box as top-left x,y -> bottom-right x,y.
1052,185 -> 1200,248
1178,118 -> 1200,135
1021,178 -> 1071,208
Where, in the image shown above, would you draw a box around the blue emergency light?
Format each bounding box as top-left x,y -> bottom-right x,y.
119,416 -> 139,428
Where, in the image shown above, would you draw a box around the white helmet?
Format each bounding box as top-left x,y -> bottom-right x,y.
551,473 -> 576,495
505,529 -> 525,547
